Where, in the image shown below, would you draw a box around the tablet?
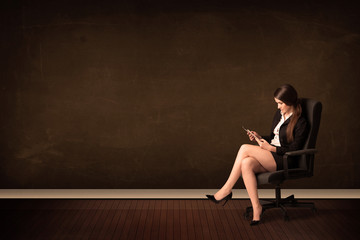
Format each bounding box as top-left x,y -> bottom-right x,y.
242,126 -> 260,141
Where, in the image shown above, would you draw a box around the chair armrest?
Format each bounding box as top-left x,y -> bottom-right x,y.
284,149 -> 317,156
283,149 -> 317,178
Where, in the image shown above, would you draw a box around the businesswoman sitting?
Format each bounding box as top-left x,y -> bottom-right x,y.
206,84 -> 308,225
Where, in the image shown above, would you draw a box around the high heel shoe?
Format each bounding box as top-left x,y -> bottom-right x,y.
206,192 -> 232,206
250,207 -> 264,226
250,219 -> 261,226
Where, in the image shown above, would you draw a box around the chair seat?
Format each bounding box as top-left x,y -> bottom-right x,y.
256,168 -> 308,185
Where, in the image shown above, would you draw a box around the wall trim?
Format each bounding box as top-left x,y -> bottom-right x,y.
1,189 -> 359,199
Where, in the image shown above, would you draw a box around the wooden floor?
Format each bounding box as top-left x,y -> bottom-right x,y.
1,199 -> 359,239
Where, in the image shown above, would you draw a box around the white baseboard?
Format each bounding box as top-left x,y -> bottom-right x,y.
0,189 -> 359,199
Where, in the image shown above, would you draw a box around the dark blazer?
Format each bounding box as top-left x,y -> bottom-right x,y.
263,110 -> 309,156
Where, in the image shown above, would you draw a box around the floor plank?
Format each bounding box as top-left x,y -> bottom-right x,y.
1,199 -> 359,240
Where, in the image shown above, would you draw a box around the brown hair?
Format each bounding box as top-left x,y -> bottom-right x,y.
274,84 -> 302,143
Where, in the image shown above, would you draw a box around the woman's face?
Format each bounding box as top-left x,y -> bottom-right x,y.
274,98 -> 292,116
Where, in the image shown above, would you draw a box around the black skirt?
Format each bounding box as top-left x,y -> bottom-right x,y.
271,152 -> 297,171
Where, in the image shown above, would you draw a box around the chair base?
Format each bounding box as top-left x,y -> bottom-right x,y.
244,186 -> 317,221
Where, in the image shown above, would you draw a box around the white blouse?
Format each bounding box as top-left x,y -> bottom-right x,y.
270,112 -> 293,147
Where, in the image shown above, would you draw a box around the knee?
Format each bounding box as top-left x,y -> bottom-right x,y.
238,144 -> 252,159
235,144 -> 249,164
241,157 -> 256,174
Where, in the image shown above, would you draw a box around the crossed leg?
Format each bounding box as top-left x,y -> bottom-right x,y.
214,144 -> 276,220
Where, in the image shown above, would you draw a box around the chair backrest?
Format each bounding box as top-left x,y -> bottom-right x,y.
297,98 -> 322,174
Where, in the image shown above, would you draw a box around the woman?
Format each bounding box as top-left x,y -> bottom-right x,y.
206,84 -> 309,225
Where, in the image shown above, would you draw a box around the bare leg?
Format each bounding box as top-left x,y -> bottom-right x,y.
242,146 -> 276,220
214,145 -> 247,200
242,157 -> 269,220
215,144 -> 276,200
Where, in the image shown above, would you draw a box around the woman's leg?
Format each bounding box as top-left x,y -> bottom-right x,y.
215,144 -> 275,199
241,146 -> 276,220
214,144 -> 250,200
214,144 -> 276,213
215,144 -> 276,205
242,157 -> 268,220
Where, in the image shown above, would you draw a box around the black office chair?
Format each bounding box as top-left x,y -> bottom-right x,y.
244,98 -> 322,221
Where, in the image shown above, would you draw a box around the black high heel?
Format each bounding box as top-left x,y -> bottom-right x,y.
250,219 -> 260,226
206,192 -> 232,206
250,207 -> 264,226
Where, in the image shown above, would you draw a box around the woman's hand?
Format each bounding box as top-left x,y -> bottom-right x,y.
256,138 -> 276,152
247,131 -> 261,142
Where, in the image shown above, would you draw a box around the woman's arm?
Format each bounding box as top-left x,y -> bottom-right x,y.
256,138 -> 277,152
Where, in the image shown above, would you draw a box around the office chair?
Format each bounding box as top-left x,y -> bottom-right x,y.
244,98 -> 322,221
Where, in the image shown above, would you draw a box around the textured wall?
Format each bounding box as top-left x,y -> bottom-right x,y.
1,0 -> 359,188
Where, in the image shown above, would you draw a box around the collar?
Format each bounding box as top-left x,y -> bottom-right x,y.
281,112 -> 293,121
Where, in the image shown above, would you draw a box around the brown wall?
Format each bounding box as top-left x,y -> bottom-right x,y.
1,0 -> 359,188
